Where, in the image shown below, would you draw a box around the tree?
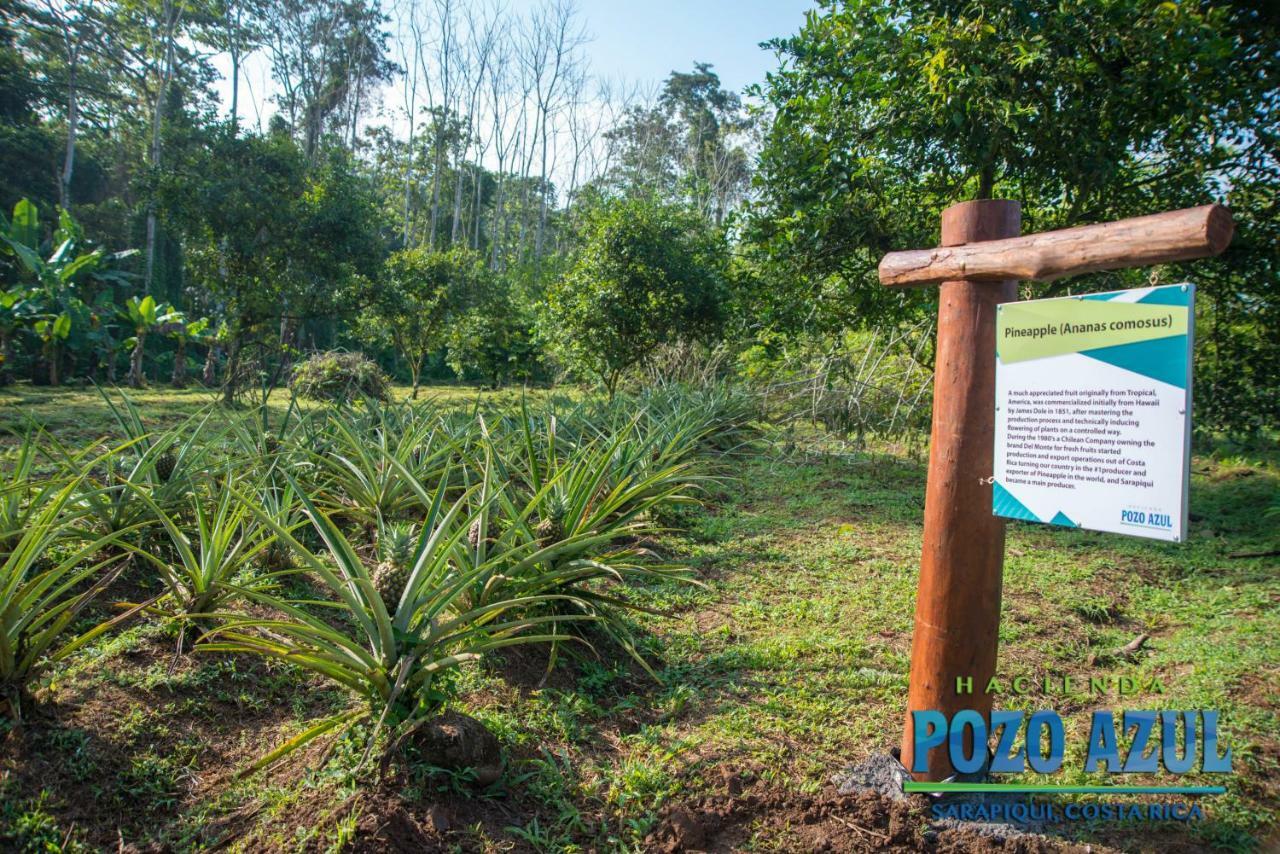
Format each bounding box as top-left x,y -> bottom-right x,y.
605,64 -> 753,225
0,287 -> 36,384
158,129 -> 387,403
199,0 -> 268,136
445,269 -> 539,387
367,245 -> 478,398
545,196 -> 729,395
265,0 -> 397,157
749,0 -> 1280,434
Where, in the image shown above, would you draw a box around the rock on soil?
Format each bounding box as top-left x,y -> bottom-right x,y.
412,710 -> 503,785
832,752 -> 911,801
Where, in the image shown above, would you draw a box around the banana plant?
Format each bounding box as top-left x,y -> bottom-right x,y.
159,310 -> 208,388
0,199 -> 135,385
32,313 -> 71,385
120,295 -> 174,389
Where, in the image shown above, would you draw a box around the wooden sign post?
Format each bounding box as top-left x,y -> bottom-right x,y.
879,200 -> 1233,781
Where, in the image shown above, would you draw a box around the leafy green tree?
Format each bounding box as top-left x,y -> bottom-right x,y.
604,64 -> 753,225
750,0 -> 1280,434
445,272 -> 540,388
159,130 -> 387,403
264,0 -> 397,158
367,246 -> 478,398
0,287 -> 36,384
546,197 -> 729,396
0,14 -> 61,212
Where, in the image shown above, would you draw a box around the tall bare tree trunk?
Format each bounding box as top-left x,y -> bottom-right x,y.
450,148 -> 466,245
144,0 -> 182,295
228,12 -> 240,136
472,164 -> 484,250
428,126 -> 444,248
60,44 -> 78,209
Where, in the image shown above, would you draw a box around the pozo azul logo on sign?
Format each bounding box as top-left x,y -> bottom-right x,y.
1120,507 -> 1174,530
908,705 -> 1232,824
911,709 -> 1232,776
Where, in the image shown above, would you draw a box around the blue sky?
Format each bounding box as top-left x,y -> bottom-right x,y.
522,0 -> 815,95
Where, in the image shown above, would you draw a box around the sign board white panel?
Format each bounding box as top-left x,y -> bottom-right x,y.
993,284 -> 1194,542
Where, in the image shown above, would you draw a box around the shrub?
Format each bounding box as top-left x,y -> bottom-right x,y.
545,197 -> 730,396
290,351 -> 389,404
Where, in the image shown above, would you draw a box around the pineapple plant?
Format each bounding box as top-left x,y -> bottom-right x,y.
201,481 -> 575,775
372,521 -> 417,610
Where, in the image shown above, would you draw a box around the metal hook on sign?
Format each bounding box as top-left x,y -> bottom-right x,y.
978,475 -> 996,485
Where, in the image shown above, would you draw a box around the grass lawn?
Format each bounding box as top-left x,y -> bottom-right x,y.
1,384 -> 1277,852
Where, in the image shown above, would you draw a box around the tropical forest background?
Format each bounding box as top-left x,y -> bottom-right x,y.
0,0 -> 1277,437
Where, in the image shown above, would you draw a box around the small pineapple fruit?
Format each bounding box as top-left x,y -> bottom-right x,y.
535,496 -> 568,545
467,517 -> 485,549
467,516 -> 502,551
263,539 -> 294,572
372,522 -> 417,610
155,452 -> 177,482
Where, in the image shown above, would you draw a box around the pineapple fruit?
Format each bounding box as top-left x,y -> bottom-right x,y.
155,452 -> 177,482
467,516 -> 502,551
535,495 -> 568,545
372,522 -> 417,610
467,518 -> 484,549
106,457 -> 128,487
263,539 -> 294,572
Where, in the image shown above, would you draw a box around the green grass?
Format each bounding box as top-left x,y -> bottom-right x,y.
1,385 -> 1276,852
